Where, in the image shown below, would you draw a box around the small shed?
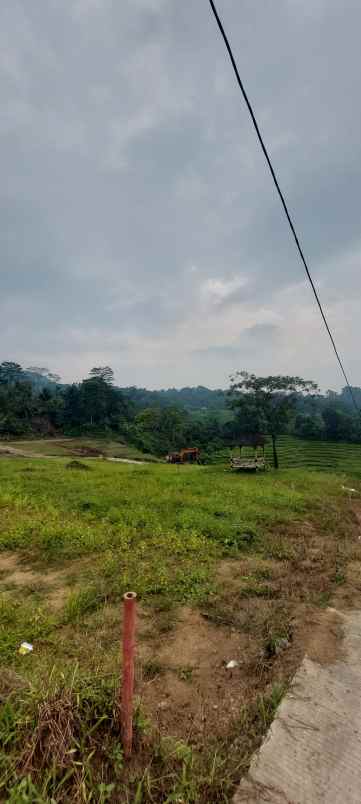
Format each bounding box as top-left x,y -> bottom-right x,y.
227,433 -> 267,472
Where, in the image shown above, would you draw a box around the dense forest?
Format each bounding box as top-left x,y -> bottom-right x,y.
0,360 -> 361,457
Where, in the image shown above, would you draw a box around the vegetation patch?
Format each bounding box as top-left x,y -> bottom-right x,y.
0,458 -> 360,801
66,459 -> 92,471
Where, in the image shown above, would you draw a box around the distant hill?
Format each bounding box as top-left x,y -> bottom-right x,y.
120,385 -> 227,412
23,375 -> 228,412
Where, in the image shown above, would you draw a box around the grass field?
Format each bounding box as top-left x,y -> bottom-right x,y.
0,456 -> 360,802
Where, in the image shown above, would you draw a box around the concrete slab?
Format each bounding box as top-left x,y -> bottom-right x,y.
234,609 -> 361,803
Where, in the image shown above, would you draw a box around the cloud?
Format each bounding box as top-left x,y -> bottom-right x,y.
243,323 -> 280,339
0,0 -> 360,390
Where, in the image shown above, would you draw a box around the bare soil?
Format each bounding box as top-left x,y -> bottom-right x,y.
0,552 -> 78,610
140,606 -> 250,742
138,604 -> 344,748
136,504 -> 361,748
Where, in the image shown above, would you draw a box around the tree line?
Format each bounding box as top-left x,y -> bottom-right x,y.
0,362 -> 225,457
0,361 -> 361,458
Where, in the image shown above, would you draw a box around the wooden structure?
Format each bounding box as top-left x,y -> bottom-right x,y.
228,433 -> 266,472
167,447 -> 200,464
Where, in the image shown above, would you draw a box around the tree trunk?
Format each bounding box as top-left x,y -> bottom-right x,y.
271,434 -> 279,469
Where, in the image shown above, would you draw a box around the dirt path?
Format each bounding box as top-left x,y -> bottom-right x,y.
0,445 -> 57,459
106,456 -> 145,465
0,444 -> 145,464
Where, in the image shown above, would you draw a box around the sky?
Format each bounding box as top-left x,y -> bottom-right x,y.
1,0 -> 360,390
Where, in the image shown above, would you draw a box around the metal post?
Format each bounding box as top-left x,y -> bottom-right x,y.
121,591 -> 137,758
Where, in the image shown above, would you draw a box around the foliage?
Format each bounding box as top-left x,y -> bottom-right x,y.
229,372 -> 318,435
89,366 -> 114,384
228,371 -> 319,467
0,363 -> 129,440
121,385 -> 227,412
1,360 -> 361,455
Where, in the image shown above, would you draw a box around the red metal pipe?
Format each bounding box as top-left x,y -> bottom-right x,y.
121,591 -> 137,758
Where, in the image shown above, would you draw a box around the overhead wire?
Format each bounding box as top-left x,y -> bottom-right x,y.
207,0 -> 360,413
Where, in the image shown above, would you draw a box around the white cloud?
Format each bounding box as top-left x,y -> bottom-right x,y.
201,276 -> 248,303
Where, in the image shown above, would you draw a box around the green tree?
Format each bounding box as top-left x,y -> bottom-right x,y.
0,379 -> 35,435
322,406 -> 359,442
294,413 -> 325,440
229,371 -> 318,468
132,406 -> 188,455
0,361 -> 24,385
89,366 -> 114,385
63,385 -> 82,430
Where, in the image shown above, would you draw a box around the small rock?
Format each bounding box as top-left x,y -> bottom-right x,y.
226,660 -> 239,669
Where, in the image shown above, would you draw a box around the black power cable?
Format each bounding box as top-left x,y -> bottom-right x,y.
208,0 -> 360,413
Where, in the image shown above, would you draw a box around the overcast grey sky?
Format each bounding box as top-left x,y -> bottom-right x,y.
1,0 -> 360,389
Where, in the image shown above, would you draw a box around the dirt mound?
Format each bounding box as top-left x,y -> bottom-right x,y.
0,447 -> 20,458
72,447 -> 103,457
66,460 -> 91,471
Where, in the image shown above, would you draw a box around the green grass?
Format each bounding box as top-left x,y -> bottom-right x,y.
267,435 -> 361,474
0,458 -> 351,560
0,457 -> 359,802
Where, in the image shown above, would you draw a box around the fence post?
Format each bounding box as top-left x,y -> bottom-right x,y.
121,591 -> 137,758
271,434 -> 279,469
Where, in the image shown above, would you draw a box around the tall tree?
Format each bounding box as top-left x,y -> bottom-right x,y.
89,366 -> 114,385
63,385 -> 83,429
229,371 -> 318,468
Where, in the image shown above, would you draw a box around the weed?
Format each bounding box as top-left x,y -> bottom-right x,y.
335,569 -> 346,585
257,683 -> 286,729
62,586 -> 106,624
200,603 -> 244,629
253,567 -> 273,581
107,742 -> 123,776
5,776 -> 49,803
264,628 -> 291,659
316,590 -> 332,608
133,701 -> 151,736
176,666 -> 194,683
142,659 -> 165,680
157,611 -> 177,634
239,580 -> 278,599
263,539 -> 296,561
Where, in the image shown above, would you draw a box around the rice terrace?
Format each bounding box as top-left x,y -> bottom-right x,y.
1,433 -> 361,802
